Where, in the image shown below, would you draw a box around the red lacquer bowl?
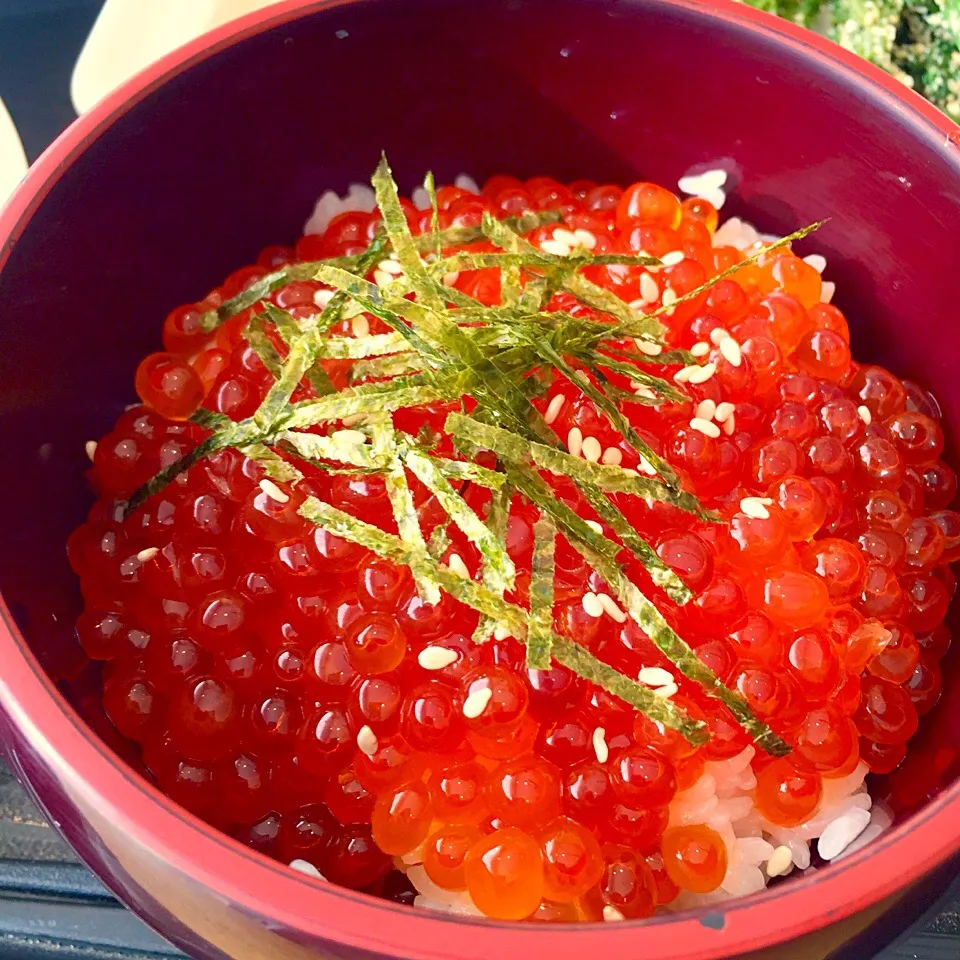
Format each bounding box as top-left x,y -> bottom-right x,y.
1,2 -> 960,958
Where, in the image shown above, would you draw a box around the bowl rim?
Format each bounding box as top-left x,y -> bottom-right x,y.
2,1 -> 960,957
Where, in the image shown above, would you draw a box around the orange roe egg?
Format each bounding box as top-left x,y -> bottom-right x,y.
487,755 -> 562,829
661,824 -> 728,893
754,757 -> 822,826
461,666 -> 529,737
762,567 -> 830,630
616,182 -> 682,229
464,827 -> 544,920
773,254 -> 822,308
134,352 -> 205,420
854,675 -> 919,744
795,329 -> 851,382
429,761 -> 489,822
345,615 -> 408,675
599,843 -> 658,918
681,196 -> 719,233
423,823 -> 481,890
769,475 -> 827,541
794,706 -> 859,773
370,780 -> 433,855
539,816 -> 604,902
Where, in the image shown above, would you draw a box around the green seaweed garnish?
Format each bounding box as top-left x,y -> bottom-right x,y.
124,154 -> 820,756
526,512 -> 557,670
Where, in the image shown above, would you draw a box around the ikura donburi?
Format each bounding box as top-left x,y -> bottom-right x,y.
68,167 -> 958,922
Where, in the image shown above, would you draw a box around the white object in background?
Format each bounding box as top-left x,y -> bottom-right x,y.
71,0 -> 284,115
0,97 -> 28,210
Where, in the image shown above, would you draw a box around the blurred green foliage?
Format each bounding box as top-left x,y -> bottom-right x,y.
743,0 -> 960,121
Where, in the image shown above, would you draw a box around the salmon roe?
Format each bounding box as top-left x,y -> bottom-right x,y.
71,172 -> 956,922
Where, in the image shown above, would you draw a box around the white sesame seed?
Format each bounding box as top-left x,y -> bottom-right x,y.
85,440 -> 98,461
377,259 -> 404,275
857,405 -> 872,425
653,682 -> 679,699
463,687 -> 493,719
448,553 -> 470,578
818,809 -> 872,861
581,592 -> 604,618
639,273 -> 660,302
623,468 -> 640,478
661,288 -> 678,308
633,384 -> 658,401
596,593 -> 627,623
719,337 -> 742,367
418,646 -> 459,670
259,478 -> 290,503
356,725 -> 378,757
373,269 -> 393,288
351,315 -> 370,338
714,402 -> 735,423
585,520 -> 604,534
493,624 -> 511,642
628,299 -> 647,312
695,399 -> 717,422
686,362 -> 717,385
443,271 -> 460,287
545,394 -> 566,425
689,417 -> 721,438
820,281 -> 836,303
552,228 -> 579,246
638,666 -> 675,686
690,342 -> 711,358
289,859 -> 326,880
673,366 -> 695,384
709,327 -> 731,346
740,497 -> 771,520
314,289 -> 335,308
636,338 -> 663,357
803,254 -> 827,274
638,456 -> 657,476
581,436 -> 602,462
541,239 -> 572,257
601,446 -> 623,466
573,229 -> 597,250
603,904 -> 625,922
592,727 -> 609,764
766,845 -> 794,878
136,547 -> 159,563
661,250 -> 685,266
454,173 -> 480,193
567,426 -> 584,458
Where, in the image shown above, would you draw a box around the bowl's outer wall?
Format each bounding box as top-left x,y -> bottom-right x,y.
2,1 -> 960,959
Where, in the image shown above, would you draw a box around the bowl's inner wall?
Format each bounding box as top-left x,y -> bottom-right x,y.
1,0 -> 960,803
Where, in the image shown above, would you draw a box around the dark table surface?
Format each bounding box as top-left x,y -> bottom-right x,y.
0,1 -> 959,958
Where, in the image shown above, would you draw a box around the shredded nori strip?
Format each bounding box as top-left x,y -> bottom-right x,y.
526,512 -> 557,669
445,413 -> 705,518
